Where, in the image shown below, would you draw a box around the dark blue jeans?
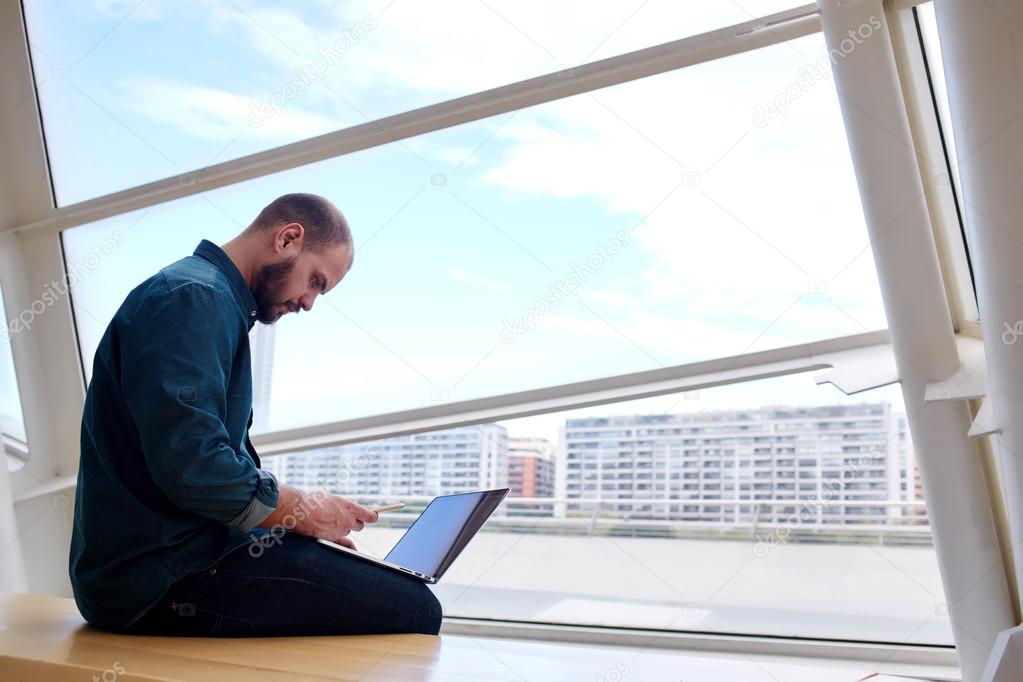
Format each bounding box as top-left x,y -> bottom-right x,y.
119,532 -> 443,637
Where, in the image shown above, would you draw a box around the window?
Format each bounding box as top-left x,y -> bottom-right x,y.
915,4 -> 963,225
0,283 -> 29,470
23,0 -> 809,205
26,0 -> 967,654
261,373 -> 946,644
912,3 -> 977,317
65,31 -> 887,432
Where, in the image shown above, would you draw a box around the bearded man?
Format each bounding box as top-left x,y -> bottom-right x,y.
70,193 -> 442,636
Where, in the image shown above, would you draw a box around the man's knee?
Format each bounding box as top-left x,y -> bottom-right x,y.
417,586 -> 443,635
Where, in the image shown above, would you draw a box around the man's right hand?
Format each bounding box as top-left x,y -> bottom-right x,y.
257,484 -> 379,549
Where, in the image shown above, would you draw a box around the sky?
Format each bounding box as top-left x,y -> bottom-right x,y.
8,0 -> 915,444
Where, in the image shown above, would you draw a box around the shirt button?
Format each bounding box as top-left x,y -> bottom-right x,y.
250,311 -> 256,317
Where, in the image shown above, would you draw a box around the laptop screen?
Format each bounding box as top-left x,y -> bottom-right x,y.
384,488 -> 509,579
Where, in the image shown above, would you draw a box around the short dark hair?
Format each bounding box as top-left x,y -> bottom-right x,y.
247,193 -> 352,255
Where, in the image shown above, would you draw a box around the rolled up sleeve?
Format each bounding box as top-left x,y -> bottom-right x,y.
121,281 -> 279,527
228,469 -> 279,531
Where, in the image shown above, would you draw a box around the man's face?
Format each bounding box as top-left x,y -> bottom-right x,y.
252,243 -> 350,324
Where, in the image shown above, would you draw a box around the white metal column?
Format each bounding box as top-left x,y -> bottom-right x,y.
0,0 -> 47,595
931,2 -> 1023,678
818,2 -> 1014,680
931,0 -> 1023,609
0,0 -> 85,597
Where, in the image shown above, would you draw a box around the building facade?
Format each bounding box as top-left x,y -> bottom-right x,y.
264,403 -> 917,527
262,423 -> 508,498
554,403 -> 917,526
508,437 -> 555,498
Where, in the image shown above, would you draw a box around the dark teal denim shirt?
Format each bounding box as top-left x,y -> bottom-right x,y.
70,240 -> 280,629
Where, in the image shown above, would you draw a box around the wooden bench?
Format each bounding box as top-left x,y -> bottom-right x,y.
0,592 -> 458,681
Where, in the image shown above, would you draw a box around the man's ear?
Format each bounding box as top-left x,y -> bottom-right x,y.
276,222 -> 305,252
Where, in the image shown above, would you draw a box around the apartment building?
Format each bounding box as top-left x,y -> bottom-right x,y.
508,436 -> 556,498
262,423 -> 509,498
555,403 -> 917,525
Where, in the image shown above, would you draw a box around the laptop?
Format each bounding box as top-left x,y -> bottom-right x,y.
317,488 -> 510,583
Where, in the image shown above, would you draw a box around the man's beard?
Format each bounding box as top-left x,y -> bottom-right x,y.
252,257 -> 296,324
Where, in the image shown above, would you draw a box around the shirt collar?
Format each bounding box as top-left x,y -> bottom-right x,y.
193,240 -> 259,329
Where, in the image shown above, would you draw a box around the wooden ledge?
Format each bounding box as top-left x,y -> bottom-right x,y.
0,592 -> 452,681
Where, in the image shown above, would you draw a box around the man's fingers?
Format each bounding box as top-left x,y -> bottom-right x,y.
340,499 -> 378,524
336,537 -> 356,550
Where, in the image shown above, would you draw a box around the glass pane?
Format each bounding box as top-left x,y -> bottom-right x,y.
0,283 -> 29,470
65,32 -> 887,432
915,4 -> 964,211
262,375 -> 949,645
24,0 -> 808,205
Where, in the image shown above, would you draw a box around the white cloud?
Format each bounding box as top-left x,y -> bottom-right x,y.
87,0 -> 172,21
578,288 -> 637,309
433,146 -> 481,168
469,38 -> 888,345
208,1 -> 814,121
534,311 -> 786,362
447,266 -> 511,293
118,78 -> 340,142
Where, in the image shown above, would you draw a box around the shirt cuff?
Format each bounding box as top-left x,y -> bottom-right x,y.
227,469 -> 280,532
